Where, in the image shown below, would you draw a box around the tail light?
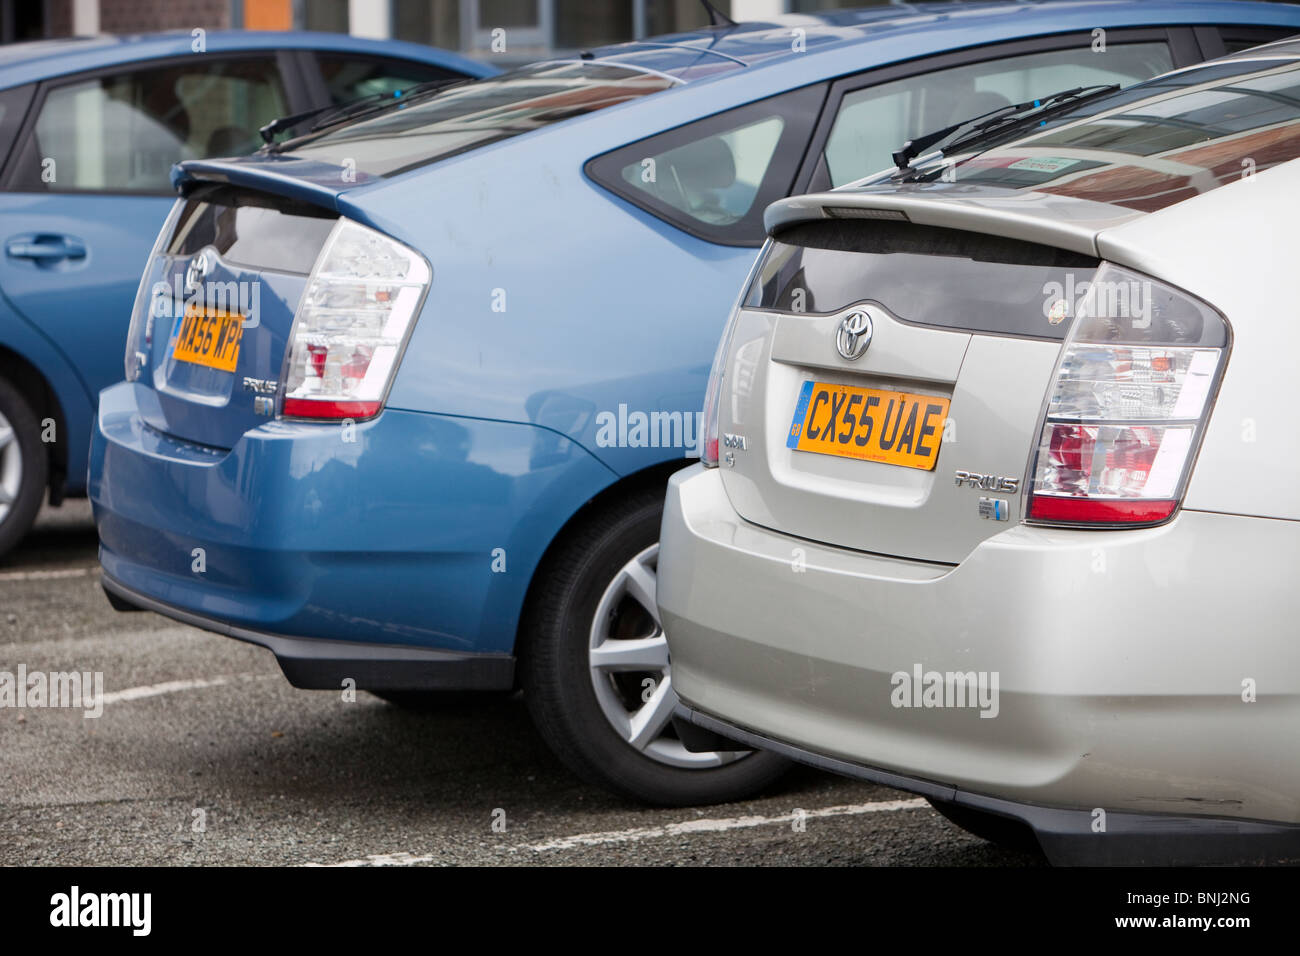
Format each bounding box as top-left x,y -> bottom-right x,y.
701,322 -> 732,467
280,219 -> 430,420
1026,263 -> 1228,527
702,243 -> 774,466
124,200 -> 185,382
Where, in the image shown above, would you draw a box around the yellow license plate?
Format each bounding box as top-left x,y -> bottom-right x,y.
786,381 -> 949,470
172,305 -> 244,372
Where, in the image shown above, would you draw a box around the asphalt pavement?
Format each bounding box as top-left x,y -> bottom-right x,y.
0,500 -> 1040,866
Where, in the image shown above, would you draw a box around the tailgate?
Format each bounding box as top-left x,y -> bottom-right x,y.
130,182 -> 337,449
719,215 -> 1099,565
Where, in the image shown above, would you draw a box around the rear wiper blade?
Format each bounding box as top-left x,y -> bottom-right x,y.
259,77 -> 471,146
938,83 -> 1121,158
304,77 -> 472,135
260,91 -> 391,145
890,84 -> 1121,171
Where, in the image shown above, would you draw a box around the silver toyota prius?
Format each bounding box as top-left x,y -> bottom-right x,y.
658,40 -> 1300,865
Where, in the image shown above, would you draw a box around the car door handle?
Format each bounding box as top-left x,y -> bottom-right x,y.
5,235 -> 87,261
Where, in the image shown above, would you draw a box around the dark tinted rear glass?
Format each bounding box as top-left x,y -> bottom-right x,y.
286,61 -> 674,178
167,186 -> 337,274
747,220 -> 1098,340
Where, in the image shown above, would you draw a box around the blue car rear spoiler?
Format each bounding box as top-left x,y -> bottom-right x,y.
171,155 -> 370,212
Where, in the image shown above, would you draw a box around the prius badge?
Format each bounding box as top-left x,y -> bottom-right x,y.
835,309 -> 873,361
955,470 -> 1018,522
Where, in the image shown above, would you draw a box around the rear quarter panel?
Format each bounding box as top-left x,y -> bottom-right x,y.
350,82 -> 809,478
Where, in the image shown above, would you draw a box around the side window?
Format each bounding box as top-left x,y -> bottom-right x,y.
21,57 -> 286,194
619,114 -> 784,227
586,83 -> 826,246
822,42 -> 1174,188
0,84 -> 34,175
1220,28 -> 1300,56
315,54 -> 460,104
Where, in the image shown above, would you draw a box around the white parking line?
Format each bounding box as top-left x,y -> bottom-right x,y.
0,566 -> 99,582
521,799 -> 929,852
307,798 -> 929,866
101,673 -> 276,705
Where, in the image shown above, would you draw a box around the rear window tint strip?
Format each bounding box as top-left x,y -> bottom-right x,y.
749,220 -> 1098,340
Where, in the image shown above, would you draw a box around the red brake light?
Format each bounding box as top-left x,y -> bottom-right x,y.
281,398 -> 382,419
1027,496 -> 1177,524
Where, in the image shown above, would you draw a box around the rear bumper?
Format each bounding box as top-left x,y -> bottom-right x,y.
103,573 -> 514,690
676,701 -> 1300,866
91,380 -> 614,660
658,465 -> 1300,857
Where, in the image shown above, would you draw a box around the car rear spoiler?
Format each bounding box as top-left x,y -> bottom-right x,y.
170,155 -> 373,212
764,186 -> 1145,258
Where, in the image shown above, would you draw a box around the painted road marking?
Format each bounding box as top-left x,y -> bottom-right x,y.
102,674 -> 277,705
0,566 -> 99,582
308,798 -> 930,866
521,799 -> 929,851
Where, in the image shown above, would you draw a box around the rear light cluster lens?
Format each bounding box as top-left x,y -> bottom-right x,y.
280,219 -> 430,420
1027,263 -> 1228,527
701,337 -> 727,467
702,244 -> 773,466
124,200 -> 186,382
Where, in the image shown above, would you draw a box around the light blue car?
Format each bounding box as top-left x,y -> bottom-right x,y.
90,2 -> 1300,806
0,30 -> 493,557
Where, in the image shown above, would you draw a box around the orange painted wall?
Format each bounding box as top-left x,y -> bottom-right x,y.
244,0 -> 294,31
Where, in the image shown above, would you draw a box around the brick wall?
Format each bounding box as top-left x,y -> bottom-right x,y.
45,0 -> 74,37
97,0 -> 232,33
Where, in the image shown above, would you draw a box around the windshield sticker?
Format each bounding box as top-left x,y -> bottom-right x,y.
1007,156 -> 1082,173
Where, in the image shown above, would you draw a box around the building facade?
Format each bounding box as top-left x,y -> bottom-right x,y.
3,1 -> 884,61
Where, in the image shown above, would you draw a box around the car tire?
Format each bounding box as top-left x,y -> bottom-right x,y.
926,798 -> 1043,856
0,377 -> 47,561
518,487 -> 789,806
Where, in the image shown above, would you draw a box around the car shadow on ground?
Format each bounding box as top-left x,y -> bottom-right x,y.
0,499 -> 98,570
169,682 -> 1046,865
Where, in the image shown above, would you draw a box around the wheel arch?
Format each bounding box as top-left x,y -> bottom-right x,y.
511,458 -> 689,661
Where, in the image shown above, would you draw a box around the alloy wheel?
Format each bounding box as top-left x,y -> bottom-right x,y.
0,408 -> 23,526
587,543 -> 748,769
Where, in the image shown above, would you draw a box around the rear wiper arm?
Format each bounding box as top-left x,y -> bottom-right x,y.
939,83 -> 1121,158
304,76 -> 472,135
259,77 -> 471,147
260,91 -> 392,145
891,84 -> 1121,171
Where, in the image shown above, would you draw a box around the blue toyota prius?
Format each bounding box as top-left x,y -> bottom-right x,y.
90,2 -> 1300,805
0,30 -> 493,557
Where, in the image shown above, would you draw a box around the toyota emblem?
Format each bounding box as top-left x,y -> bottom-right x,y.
185,250 -> 211,291
835,309 -> 873,361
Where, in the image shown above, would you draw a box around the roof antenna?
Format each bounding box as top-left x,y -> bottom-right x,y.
699,0 -> 736,28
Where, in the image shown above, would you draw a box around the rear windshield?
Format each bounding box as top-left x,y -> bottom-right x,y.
944,57 -> 1300,213
747,220 -> 1098,340
166,185 -> 337,274
285,62 -> 675,179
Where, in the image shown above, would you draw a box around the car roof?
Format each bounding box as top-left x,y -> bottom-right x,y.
177,0 -> 1300,198
578,0 -> 1300,82
0,29 -> 495,90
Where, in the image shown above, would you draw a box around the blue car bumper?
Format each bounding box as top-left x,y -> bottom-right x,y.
90,381 -> 615,689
